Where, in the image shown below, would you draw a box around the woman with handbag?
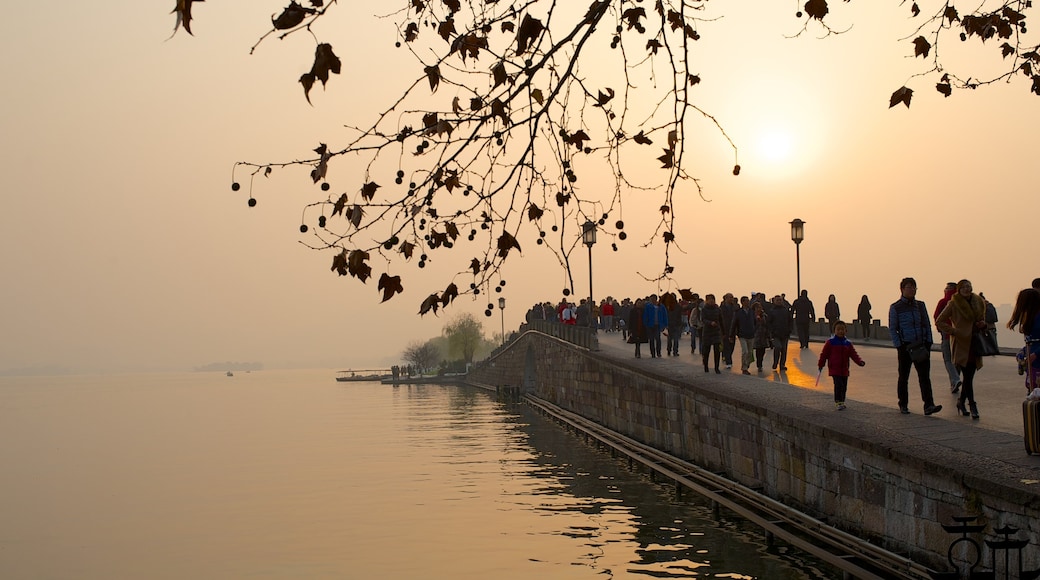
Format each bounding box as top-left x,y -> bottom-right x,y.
935,279 -> 988,419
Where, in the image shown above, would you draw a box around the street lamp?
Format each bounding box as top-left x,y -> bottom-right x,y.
582,220 -> 597,331
789,218 -> 805,296
498,297 -> 506,346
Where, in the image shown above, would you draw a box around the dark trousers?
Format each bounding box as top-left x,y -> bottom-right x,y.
833,375 -> 849,403
796,321 -> 810,347
667,328 -> 681,355
897,346 -> 936,409
722,337 -> 735,364
703,342 -> 721,370
754,347 -> 767,369
958,363 -> 978,404
772,337 -> 789,369
648,327 -> 662,357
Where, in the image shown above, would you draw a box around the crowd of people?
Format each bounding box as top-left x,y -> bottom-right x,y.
523,277 -> 1040,417
526,291 -> 817,375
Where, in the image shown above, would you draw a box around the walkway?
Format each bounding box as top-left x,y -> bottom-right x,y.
595,332 -> 1040,476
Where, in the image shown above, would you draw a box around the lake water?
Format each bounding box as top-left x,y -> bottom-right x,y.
0,369 -> 832,579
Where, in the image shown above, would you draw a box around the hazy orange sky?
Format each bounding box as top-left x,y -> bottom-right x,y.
1,2 -> 1035,374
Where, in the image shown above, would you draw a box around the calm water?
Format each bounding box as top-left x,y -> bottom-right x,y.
0,369 -> 832,579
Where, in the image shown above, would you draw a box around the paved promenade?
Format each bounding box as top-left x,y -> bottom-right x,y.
595,332 -> 1040,475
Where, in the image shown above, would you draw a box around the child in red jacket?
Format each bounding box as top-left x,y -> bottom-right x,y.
818,321 -> 865,410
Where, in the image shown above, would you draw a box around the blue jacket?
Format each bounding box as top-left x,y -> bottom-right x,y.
642,302 -> 668,329
888,297 -> 933,347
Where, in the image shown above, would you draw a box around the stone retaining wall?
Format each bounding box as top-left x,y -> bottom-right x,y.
468,330 -> 1040,574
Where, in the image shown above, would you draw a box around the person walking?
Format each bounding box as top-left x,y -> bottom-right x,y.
980,292 -> 998,348
688,294 -> 703,355
719,293 -> 738,368
733,296 -> 756,375
600,298 -> 615,332
628,298 -> 647,358
618,298 -> 632,341
642,294 -> 667,358
857,295 -> 872,341
934,282 -> 962,394
825,294 -> 841,334
767,295 -> 792,371
699,294 -> 723,374
888,277 -> 943,416
817,321 -> 866,410
935,280 -> 988,419
792,290 -> 815,349
752,302 -> 771,373
1008,288 -> 1040,391
663,292 -> 684,356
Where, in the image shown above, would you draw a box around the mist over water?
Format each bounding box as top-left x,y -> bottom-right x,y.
0,369 -> 830,579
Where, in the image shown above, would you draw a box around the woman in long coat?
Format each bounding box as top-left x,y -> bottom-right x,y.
699,294 -> 723,373
935,279 -> 987,419
628,298 -> 648,359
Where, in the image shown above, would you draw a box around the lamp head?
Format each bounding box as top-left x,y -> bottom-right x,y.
789,218 -> 805,244
582,220 -> 597,247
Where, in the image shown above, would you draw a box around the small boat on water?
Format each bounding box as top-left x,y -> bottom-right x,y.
335,370 -> 391,382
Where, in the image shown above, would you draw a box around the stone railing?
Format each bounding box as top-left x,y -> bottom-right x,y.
523,320 -> 599,351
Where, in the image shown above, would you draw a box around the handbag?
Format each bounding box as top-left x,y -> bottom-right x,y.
907,340 -> 930,363
973,329 -> 1000,357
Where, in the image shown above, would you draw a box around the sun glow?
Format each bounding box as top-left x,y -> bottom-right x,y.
756,130 -> 794,164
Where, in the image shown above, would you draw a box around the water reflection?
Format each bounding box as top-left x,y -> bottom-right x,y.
394,382 -> 833,579
504,399 -> 832,579
0,372 -> 834,579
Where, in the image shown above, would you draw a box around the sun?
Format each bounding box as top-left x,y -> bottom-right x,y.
756,130 -> 794,164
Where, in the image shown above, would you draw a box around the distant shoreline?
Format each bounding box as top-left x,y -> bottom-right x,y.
193,362 -> 263,372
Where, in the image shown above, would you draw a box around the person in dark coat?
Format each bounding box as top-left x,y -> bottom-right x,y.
792,290 -> 815,349
825,294 -> 841,334
733,296 -> 757,375
628,298 -> 648,358
857,295 -> 872,341
766,295 -> 792,371
752,303 -> 771,373
719,293 -> 737,368
662,292 -> 685,357
699,294 -> 723,374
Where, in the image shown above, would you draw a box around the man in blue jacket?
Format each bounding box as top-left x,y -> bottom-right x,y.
888,277 -> 943,416
642,294 -> 668,359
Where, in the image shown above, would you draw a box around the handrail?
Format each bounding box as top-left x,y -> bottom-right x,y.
524,394 -> 935,580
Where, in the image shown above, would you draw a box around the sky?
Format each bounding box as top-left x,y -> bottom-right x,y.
0,2 -> 1035,374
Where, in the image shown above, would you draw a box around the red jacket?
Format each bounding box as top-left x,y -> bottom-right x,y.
818,337 -> 864,377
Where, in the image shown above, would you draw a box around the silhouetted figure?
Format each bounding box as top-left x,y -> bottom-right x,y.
791,290 -> 815,349
857,295 -> 872,340
825,294 -> 840,333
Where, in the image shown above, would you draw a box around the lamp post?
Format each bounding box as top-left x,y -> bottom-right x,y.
582,220 -> 597,331
789,219 -> 805,296
498,296 -> 506,346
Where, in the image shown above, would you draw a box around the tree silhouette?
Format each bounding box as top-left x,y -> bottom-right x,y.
173,1 -> 1038,315
443,313 -> 485,365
